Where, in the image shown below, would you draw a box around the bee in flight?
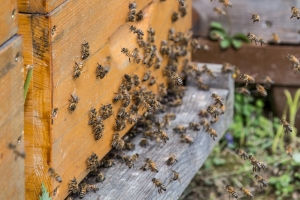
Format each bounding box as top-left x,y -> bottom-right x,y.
290,5 -> 300,19
240,74 -> 255,87
225,185 -> 238,199
236,87 -> 251,96
280,119 -> 292,134
254,174 -> 268,188
256,84 -> 267,97
250,13 -> 260,23
240,187 -> 253,199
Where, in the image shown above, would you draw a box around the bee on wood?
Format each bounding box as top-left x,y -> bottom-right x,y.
99,103 -> 113,120
113,93 -> 124,103
96,63 -> 110,79
286,54 -> 299,67
68,177 -> 79,194
205,127 -> 218,141
81,40 -> 90,60
181,134 -> 194,144
154,57 -> 162,69
68,94 -> 79,113
218,0 -> 232,7
179,5 -> 187,17
136,10 -> 143,21
199,109 -> 209,118
248,155 -> 262,172
240,74 -> 255,87
112,132 -> 125,150
140,162 -> 150,171
129,25 -> 136,33
240,187 -> 253,199
125,153 -> 139,168
145,158 -> 159,172
236,87 -> 251,96
225,185 -> 238,199
271,33 -> 280,44
254,175 -> 268,188
125,142 -> 135,150
130,104 -> 138,114
128,2 -> 137,21
142,71 -> 151,81
172,12 -> 179,22
79,181 -> 87,199
96,171 -> 105,183
167,70 -> 183,86
160,40 -> 169,55
48,168 -> 62,183
86,152 -> 99,171
173,125 -> 187,133
132,74 -> 140,87
246,33 -> 259,45
152,178 -> 166,194
256,84 -> 267,97
117,106 -> 127,119
219,104 -> 226,114
149,76 -> 156,86
258,37 -> 267,46
121,47 -> 131,62
190,39 -> 201,52
73,62 -> 84,79
207,105 -> 220,118
222,62 -> 235,73
250,13 -> 260,23
139,138 -> 150,147
202,65 -> 216,78
280,118 -> 292,134
155,129 -> 170,143
213,7 -> 226,16
171,170 -> 181,182
52,108 -> 58,119
169,99 -> 182,107
197,78 -> 210,91
211,93 -> 224,106
235,149 -> 249,160
290,6 -> 300,19
178,0 -> 185,6
189,122 -> 201,131
166,154 -> 178,166
103,159 -> 116,168
168,28 -> 175,41
87,184 -> 99,192
131,48 -> 141,64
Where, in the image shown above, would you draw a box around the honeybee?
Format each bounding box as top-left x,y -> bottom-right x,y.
285,144 -> 293,157
219,104 -> 226,114
250,14 -> 260,23
149,76 -> 156,86
96,63 -> 110,79
169,99 -> 182,106
160,40 -> 169,55
248,155 -> 261,172
79,182 -> 87,199
198,109 -> 209,118
172,12 -> 179,22
200,118 -> 211,130
236,87 -> 251,96
173,125 -> 187,133
207,105 -> 220,118
81,40 -> 90,60
205,127 -> 218,141
131,48 -> 141,64
258,37 -> 267,46
87,184 -> 99,192
263,76 -> 274,89
271,33 -> 280,44
103,159 -> 116,168
140,162 -> 150,171
136,10 -> 143,21
219,0 -> 232,7
99,103 -> 113,120
154,57 -> 162,69
68,94 -> 79,113
166,155 -> 178,166
254,175 -> 268,188
171,170 -> 181,182
125,142 -> 135,150
240,187 -> 253,199
235,149 -> 249,160
213,7 -> 226,15
240,74 -> 255,87
286,54 -> 299,67
124,153 -> 139,169
181,134 -> 194,144
152,178 -> 166,194
121,47 -> 131,62
190,39 -> 201,52
167,70 -> 183,86
178,0 -> 185,6
48,168 -> 62,183
142,71 -> 151,81
146,158 -> 159,172
246,33 -> 259,45
189,122 -> 201,131
259,162 -> 267,171
280,118 -> 293,134
210,31 -> 224,41
52,108 -> 58,123
225,185 -> 238,199
290,6 -> 300,19
112,132 -> 125,150
211,93 -> 224,106
132,74 -> 140,87
96,171 -> 106,183
68,177 -> 79,194
140,138 -> 150,147
73,62 -> 84,79
156,130 -> 170,143
202,65 -> 216,78
256,84 -> 267,97
86,152 -> 99,171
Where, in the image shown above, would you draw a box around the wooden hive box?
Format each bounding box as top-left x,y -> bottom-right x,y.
18,0 -> 192,199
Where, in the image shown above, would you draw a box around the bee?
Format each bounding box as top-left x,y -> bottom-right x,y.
167,70 -> 183,86
205,127 -> 218,141
48,168 -> 62,183
200,118 -> 211,130
190,39 -> 201,52
168,28 -> 175,41
149,76 -> 156,86
246,33 -> 259,45
68,94 -> 79,113
271,33 -> 280,44
240,74 -> 255,87
258,37 -> 267,46
96,171 -> 106,183
259,162 -> 267,171
129,25 -> 136,32
81,40 -> 90,60
156,130 -> 170,143
222,62 -> 235,73
132,74 -> 140,87
154,57 -> 162,69
172,12 -> 179,22
280,118 -> 293,134
210,31 -> 224,41
148,27 -> 155,36
160,40 -> 169,55
250,13 -> 260,23
213,7 -> 226,16
219,104 -> 226,114
181,134 -> 194,144
112,132 -> 125,150
140,162 -> 150,171
290,6 -> 300,19
52,108 -> 58,124
121,47 -> 131,62
173,125 -> 187,133
96,63 -> 110,79
236,87 -> 251,96
87,184 -> 99,192
103,159 -> 115,168
53,186 -> 58,197
211,93 -> 224,106
125,142 -> 135,150
166,155 -> 178,166
146,158 -> 159,172
219,0 -> 232,7
256,84 -> 267,97
225,185 -> 238,199
197,78 -> 210,91
131,48 -> 141,64
17,136 -> 22,144
68,177 -> 79,194
142,71 -> 151,81
240,187 -> 253,199
207,105 -> 220,118
113,93 -> 123,103
286,144 -> 293,157
189,122 -> 201,131
152,178 -> 166,194
198,109 -> 209,118
202,65 -> 216,78
136,10 -> 143,21
73,62 -> 84,79
286,54 -> 299,67
99,103 -> 113,120
171,170 -> 180,182
86,152 -> 99,171
79,182 -> 87,199
254,175 -> 268,188
248,155 -> 261,172
140,138 -> 150,147
126,153 -> 139,168
235,149 -> 249,160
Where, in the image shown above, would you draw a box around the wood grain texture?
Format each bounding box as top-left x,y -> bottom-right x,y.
192,0 -> 300,44
72,64 -> 234,200
17,0 -> 65,13
0,0 -> 18,45
0,35 -> 24,200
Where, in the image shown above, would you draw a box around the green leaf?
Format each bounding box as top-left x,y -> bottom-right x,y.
210,21 -> 226,33
209,30 -> 227,41
40,183 -> 52,200
231,39 -> 243,49
212,157 -> 226,166
232,33 -> 250,43
220,39 -> 231,49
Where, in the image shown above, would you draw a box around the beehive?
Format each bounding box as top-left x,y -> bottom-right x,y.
18,0 -> 192,199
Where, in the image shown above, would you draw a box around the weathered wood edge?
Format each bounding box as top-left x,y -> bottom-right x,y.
73,64 -> 234,200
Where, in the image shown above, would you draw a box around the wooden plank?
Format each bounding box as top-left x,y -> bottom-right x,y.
0,0 -> 18,45
72,64 -> 233,200
0,35 -> 24,200
192,0 -> 300,44
18,0 -> 65,13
